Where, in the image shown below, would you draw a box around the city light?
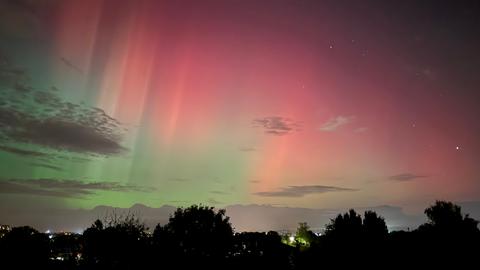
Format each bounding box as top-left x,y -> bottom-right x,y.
289,236 -> 295,243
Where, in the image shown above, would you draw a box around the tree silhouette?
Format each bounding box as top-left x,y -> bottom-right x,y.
411,201 -> 480,268
421,200 -> 479,233
0,226 -> 49,268
295,222 -> 315,247
325,209 -> 363,237
232,231 -> 291,270
1,201 -> 478,269
82,213 -> 149,269
363,210 -> 388,239
320,209 -> 389,268
153,205 -> 234,267
322,209 -> 363,266
426,201 -> 462,226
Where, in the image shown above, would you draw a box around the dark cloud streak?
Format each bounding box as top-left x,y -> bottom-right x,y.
60,57 -> 83,74
28,162 -> 63,171
210,190 -> 230,195
0,178 -> 154,198
389,173 -> 428,181
254,185 -> 357,197
0,145 -> 47,157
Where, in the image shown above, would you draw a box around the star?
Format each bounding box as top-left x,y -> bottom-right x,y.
456,146 -> 460,150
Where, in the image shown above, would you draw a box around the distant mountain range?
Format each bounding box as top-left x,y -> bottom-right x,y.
2,202 -> 480,233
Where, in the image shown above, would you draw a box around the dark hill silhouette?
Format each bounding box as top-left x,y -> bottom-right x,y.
1,202 -> 437,232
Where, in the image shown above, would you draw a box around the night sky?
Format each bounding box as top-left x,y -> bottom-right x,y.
1,0 -> 480,231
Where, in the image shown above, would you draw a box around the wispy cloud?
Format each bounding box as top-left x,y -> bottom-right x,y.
319,115 -> 355,132
29,162 -> 63,171
207,198 -> 223,205
60,57 -> 83,74
0,178 -> 154,198
389,173 -> 428,181
0,145 -> 47,157
254,185 -> 357,197
166,200 -> 190,204
253,116 -> 302,136
210,190 -> 230,195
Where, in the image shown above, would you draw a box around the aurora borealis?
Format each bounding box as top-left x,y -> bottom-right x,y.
1,0 -> 480,230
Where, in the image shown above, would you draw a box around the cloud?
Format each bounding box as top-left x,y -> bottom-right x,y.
0,178 -> 154,198
210,190 -> 230,195
28,162 -> 63,171
0,53 -> 126,156
60,57 -> 83,74
253,116 -> 302,136
319,115 -> 354,131
207,198 -> 222,205
0,109 -> 125,155
254,185 -> 357,197
389,173 -> 428,181
0,145 -> 47,157
166,200 -> 190,204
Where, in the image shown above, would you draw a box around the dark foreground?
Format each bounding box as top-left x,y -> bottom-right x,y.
1,200 -> 479,269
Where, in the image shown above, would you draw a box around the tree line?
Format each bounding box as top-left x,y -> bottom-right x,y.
0,200 -> 478,269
